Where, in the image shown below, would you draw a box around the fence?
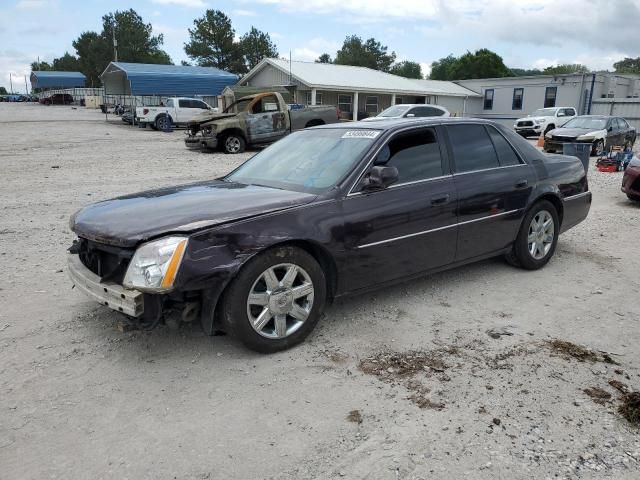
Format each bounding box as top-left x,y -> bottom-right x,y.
591,98 -> 640,130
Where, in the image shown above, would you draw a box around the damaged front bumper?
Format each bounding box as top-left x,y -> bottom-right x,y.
185,133 -> 218,151
67,253 -> 144,317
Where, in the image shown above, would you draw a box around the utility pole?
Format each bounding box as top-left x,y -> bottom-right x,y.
113,27 -> 118,62
24,75 -> 29,94
9,73 -> 13,94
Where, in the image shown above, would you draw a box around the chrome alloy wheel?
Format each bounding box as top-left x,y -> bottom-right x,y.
225,136 -> 241,153
246,263 -> 315,339
528,210 -> 554,260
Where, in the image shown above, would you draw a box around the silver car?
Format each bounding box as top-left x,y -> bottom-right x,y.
362,104 -> 450,122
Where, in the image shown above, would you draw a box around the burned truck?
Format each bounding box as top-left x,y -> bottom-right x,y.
184,92 -> 340,154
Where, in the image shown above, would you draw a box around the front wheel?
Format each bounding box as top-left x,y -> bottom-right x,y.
506,200 -> 559,270
222,134 -> 246,154
221,246 -> 327,353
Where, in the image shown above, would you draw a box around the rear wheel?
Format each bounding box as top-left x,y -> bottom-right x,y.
221,246 -> 327,353
155,114 -> 171,131
506,200 -> 559,270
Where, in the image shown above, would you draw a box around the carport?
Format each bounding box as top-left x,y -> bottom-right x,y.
100,62 -> 238,109
30,71 -> 86,90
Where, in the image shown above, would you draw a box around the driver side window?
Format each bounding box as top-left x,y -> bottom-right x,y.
374,128 -> 444,184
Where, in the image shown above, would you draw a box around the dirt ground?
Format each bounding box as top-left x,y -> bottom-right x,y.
1,102 -> 639,480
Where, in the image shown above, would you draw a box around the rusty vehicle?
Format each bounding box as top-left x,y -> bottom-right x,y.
68,118 -> 591,353
622,155 -> 640,201
184,92 -> 339,154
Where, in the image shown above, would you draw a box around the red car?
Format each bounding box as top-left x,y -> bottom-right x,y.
39,93 -> 74,105
622,156 -> 640,201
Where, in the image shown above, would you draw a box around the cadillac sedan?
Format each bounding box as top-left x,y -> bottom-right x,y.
68,118 -> 591,352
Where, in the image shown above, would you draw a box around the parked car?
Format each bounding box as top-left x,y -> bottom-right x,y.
184,92 -> 340,154
362,104 -> 450,122
39,94 -> 74,105
622,155 -> 640,201
514,107 -> 576,137
136,98 -> 217,130
544,115 -> 636,156
67,118 -> 591,352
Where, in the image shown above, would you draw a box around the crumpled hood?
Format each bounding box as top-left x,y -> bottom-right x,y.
188,112 -> 238,126
71,180 -> 317,247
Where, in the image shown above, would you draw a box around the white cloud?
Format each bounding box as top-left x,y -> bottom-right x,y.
151,0 -> 207,7
291,38 -> 340,62
232,9 -> 257,16
531,58 -> 560,70
15,0 -> 48,9
420,62 -> 432,78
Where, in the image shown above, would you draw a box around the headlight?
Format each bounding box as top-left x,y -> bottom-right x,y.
202,125 -> 216,136
576,135 -> 595,141
123,236 -> 188,292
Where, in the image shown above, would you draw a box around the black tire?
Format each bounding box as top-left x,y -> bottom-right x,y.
221,133 -> 246,154
628,194 -> 640,202
506,200 -> 559,270
221,246 -> 327,353
544,125 -> 554,135
155,114 -> 171,131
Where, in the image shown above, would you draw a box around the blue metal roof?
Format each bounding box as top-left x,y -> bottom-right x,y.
101,62 -> 238,96
30,71 -> 86,89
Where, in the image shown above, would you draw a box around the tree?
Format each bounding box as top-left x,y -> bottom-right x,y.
240,27 -> 278,71
429,49 -> 510,80
389,61 -> 423,79
31,61 -> 52,71
543,64 -> 589,74
510,68 -> 544,76
614,57 -> 640,74
0,86 -> 7,95
316,53 -> 332,64
334,35 -> 396,71
52,52 -> 81,71
185,10 -> 243,72
70,9 -> 171,86
429,55 -> 457,80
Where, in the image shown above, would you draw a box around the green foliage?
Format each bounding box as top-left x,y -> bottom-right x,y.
0,86 -> 7,95
69,9 -> 171,86
240,27 -> 278,71
31,61 -> 52,71
542,64 -> 589,74
510,68 -> 544,76
334,35 -> 396,71
316,53 -> 332,64
52,52 -> 81,72
389,61 -> 423,79
430,49 -> 511,80
613,57 -> 640,74
185,12 -> 278,74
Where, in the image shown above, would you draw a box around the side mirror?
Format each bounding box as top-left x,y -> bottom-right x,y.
362,166 -> 399,191
608,126 -> 613,132
406,113 -> 416,117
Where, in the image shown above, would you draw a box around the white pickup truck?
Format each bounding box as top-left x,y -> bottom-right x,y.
136,97 -> 217,130
514,107 -> 577,138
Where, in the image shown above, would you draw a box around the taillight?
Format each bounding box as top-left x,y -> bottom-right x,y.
143,108 -> 149,115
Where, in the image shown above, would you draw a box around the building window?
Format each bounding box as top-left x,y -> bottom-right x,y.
338,94 -> 353,113
365,96 -> 378,113
304,91 -> 323,105
512,88 -> 524,110
395,96 -> 403,105
484,89 -> 494,110
544,87 -> 557,108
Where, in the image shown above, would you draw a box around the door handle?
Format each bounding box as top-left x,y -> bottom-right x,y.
430,194 -> 450,206
515,179 -> 528,189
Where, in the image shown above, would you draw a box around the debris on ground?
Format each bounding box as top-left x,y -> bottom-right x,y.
359,349 -> 452,377
618,392 -> 640,425
546,339 -> 619,364
609,379 -> 629,394
583,387 -> 612,405
346,410 -> 363,424
486,327 -> 514,339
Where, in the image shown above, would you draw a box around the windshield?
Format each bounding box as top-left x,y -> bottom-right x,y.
531,108 -> 557,117
223,98 -> 252,113
563,117 -> 607,129
378,105 -> 411,117
225,129 -> 378,193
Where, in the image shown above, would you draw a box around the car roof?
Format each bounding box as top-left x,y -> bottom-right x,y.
572,115 -> 611,119
313,116 -> 499,132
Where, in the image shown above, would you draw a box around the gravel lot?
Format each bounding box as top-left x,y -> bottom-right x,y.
1,102 -> 639,480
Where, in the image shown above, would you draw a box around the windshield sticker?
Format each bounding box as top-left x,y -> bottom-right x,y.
342,130 -> 381,139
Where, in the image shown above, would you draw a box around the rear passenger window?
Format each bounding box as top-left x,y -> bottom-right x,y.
487,127 -> 522,166
377,129 -> 443,184
447,124 -> 499,173
412,107 -> 445,117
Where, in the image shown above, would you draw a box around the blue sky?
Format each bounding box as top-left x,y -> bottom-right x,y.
2,0 -> 639,92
